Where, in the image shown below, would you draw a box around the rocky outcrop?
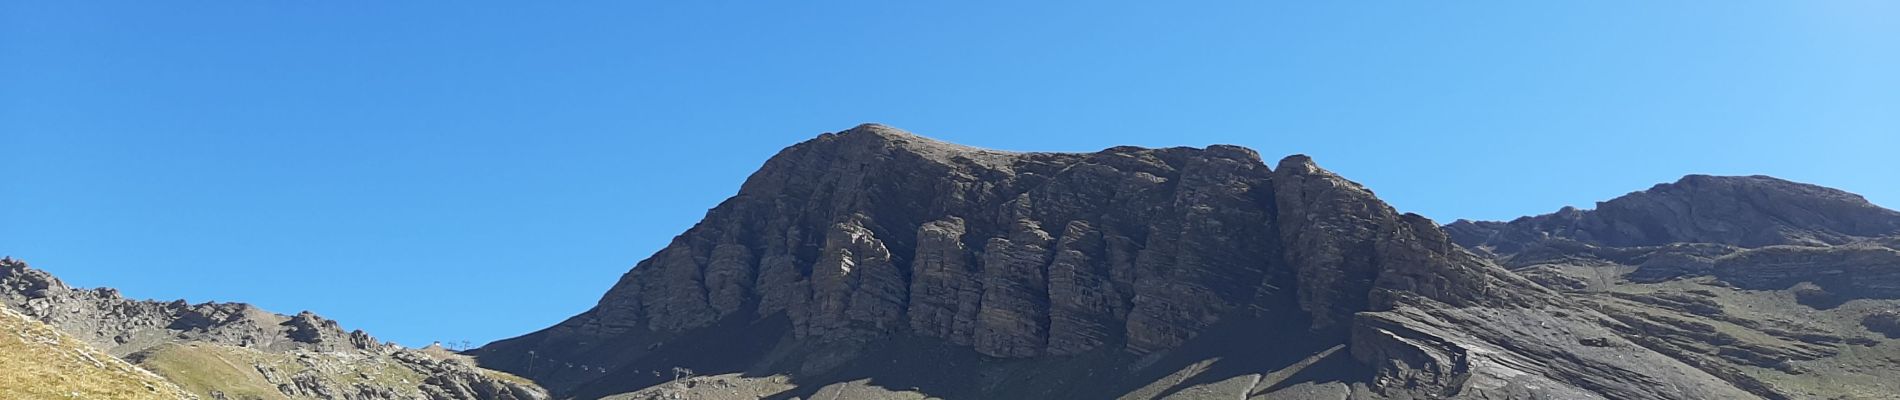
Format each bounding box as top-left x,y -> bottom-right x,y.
1865,310 -> 1900,339
1713,244 -> 1900,306
0,257 -> 547,400
472,125 -> 1779,399
1273,155 -> 1546,317
1270,155 -> 1386,330
799,217 -> 907,339
971,219 -> 1055,357
1044,220 -> 1124,356
904,217 -> 980,343
392,351 -> 548,400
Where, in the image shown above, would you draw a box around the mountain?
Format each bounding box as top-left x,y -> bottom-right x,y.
1,306 -> 195,399
470,124 -> 1796,399
1444,176 -> 1900,399
0,257 -> 549,400
1445,174 -> 1900,253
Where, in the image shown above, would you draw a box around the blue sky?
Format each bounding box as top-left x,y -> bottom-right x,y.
3,2 -> 1896,347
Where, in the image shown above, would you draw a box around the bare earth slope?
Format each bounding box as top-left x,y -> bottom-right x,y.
473,125 -> 1763,399
0,257 -> 548,400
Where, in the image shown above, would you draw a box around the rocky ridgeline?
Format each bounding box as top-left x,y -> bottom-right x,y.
0,257 -> 547,400
1446,174 -> 1900,253
0,257 -> 320,355
476,125 -> 1759,399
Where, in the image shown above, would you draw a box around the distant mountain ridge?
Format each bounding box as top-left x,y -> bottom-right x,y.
1446,174 -> 1900,253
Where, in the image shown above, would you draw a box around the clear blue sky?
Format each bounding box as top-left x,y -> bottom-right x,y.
3,2 -> 1896,347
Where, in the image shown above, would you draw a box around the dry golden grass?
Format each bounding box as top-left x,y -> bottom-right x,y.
0,308 -> 195,400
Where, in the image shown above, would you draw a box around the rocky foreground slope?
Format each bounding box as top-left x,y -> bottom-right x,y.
469,125 -> 1871,399
0,257 -> 548,400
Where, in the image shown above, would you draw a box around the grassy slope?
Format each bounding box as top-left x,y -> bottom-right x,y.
133,341 -> 537,400
131,344 -> 296,400
0,308 -> 195,400
132,343 -> 432,400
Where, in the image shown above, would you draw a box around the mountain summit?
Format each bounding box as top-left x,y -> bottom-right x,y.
472,125 -> 1773,399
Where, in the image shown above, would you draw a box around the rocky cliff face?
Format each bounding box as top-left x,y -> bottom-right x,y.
487,125 -> 1286,364
474,125 -> 1766,399
0,257 -> 548,400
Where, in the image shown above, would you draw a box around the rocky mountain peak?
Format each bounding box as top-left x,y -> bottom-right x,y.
1273,153 -> 1317,172
803,123 -> 1023,167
